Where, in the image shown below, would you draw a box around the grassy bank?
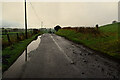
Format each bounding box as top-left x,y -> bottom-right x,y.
2,31 -> 34,49
56,23 -> 120,60
2,33 -> 42,72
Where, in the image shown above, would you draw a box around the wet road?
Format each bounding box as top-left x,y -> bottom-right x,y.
3,33 -> 120,78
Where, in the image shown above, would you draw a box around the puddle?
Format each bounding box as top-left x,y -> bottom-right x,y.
3,35 -> 41,78
26,36 -> 41,61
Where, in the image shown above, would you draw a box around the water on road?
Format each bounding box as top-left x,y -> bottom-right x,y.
3,35 -> 41,78
3,33 -> 120,78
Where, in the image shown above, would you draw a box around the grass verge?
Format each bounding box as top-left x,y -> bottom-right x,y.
2,33 -> 42,73
56,23 -> 120,61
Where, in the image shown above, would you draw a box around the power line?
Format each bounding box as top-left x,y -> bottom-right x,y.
29,2 -> 41,22
29,2 -> 44,28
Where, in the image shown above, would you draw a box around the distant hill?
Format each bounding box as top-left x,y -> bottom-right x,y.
100,22 -> 120,33
0,20 -> 23,28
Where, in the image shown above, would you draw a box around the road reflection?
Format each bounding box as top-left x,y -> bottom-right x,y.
3,35 -> 42,78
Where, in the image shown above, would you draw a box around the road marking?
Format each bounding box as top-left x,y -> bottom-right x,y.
50,35 -> 80,71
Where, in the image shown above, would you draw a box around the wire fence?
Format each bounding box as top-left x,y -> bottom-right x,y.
2,31 -> 38,49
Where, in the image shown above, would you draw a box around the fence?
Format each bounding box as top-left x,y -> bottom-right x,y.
2,31 -> 35,49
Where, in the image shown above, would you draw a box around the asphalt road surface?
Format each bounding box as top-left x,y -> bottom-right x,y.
3,33 -> 120,78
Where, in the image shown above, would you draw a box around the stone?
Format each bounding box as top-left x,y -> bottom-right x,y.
71,61 -> 74,64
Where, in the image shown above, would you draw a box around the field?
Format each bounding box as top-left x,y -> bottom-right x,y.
2,31 -> 35,49
56,22 -> 120,60
1,29 -> 43,72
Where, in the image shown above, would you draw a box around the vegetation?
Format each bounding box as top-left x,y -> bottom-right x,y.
2,31 -> 43,72
2,32 -> 32,49
1,28 -> 41,49
54,25 -> 61,31
56,22 -> 120,60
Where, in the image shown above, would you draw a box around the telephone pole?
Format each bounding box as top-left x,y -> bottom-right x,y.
25,0 -> 28,39
41,21 -> 43,28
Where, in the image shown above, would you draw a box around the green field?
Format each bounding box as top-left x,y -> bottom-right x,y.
2,31 -> 34,49
56,23 -> 120,60
2,32 -> 42,72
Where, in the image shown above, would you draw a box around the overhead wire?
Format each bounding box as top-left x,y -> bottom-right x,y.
29,2 -> 41,24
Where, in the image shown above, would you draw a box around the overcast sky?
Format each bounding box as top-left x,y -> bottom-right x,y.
1,1 -> 118,28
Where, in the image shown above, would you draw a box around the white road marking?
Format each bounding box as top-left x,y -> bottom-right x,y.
50,35 -> 80,71
51,35 -> 72,62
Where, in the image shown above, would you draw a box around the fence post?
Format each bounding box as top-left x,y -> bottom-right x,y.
16,33 -> 20,41
22,33 -> 24,36
22,33 -> 24,39
31,31 -> 33,36
7,34 -> 11,43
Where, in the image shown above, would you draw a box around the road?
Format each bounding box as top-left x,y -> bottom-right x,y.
3,33 -> 120,78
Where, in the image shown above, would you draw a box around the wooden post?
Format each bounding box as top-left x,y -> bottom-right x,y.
21,33 -> 24,40
30,31 -> 32,37
22,33 -> 24,37
7,34 -> 11,43
16,33 -> 20,41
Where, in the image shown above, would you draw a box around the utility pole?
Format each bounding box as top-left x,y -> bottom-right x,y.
25,0 -> 28,39
41,21 -> 43,28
